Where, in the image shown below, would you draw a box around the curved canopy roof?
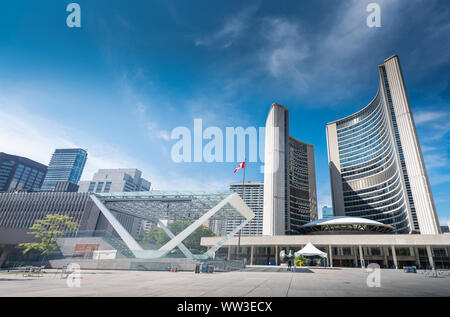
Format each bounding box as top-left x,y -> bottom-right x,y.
299,216 -> 394,234
303,216 -> 390,227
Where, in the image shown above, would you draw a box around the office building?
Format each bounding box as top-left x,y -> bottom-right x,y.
41,149 -> 87,191
0,152 -> 47,192
0,191 -> 101,266
263,103 -> 318,236
322,206 -> 333,219
0,190 -> 149,266
224,182 -> 264,236
78,168 -> 151,193
326,55 -> 440,234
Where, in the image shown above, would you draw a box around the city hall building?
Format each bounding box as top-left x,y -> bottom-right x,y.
326,55 -> 440,235
1,55 -> 448,271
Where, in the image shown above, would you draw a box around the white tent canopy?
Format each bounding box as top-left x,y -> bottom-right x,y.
294,242 -> 327,258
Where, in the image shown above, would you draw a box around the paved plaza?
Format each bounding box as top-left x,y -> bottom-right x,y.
0,266 -> 449,297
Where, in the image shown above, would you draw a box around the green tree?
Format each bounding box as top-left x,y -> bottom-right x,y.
18,214 -> 79,262
140,220 -> 217,253
295,255 -> 305,267
141,226 -> 169,246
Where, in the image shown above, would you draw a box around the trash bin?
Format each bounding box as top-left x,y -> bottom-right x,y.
194,264 -> 200,274
201,263 -> 208,273
207,265 -> 215,273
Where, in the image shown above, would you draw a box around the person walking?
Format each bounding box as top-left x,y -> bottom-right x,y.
288,259 -> 292,271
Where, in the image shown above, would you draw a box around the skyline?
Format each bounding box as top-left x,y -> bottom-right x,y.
0,0 -> 449,225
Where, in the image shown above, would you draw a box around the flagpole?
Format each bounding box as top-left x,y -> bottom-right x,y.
237,158 -> 245,261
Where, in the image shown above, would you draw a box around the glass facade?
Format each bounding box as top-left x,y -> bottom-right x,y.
0,153 -> 47,192
287,138 -> 314,232
322,206 -> 333,219
334,91 -> 410,233
327,56 -> 441,234
41,148 -> 87,191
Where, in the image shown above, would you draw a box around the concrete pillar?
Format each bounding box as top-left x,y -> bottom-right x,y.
383,247 -> 389,268
391,245 -> 398,269
227,245 -> 231,260
426,245 -> 435,270
275,245 -> 279,265
353,246 -> 358,267
328,245 -> 333,267
359,245 -> 364,268
250,245 -> 254,265
414,247 -> 420,267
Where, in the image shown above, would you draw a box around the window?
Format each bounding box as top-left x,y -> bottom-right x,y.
95,182 -> 104,193
88,182 -> 96,192
104,182 -> 112,193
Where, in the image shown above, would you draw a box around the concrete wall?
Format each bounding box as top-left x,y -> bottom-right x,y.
384,56 -> 440,234
49,258 -> 201,271
263,104 -> 287,235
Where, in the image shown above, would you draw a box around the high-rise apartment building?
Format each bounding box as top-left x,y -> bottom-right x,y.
322,206 -> 333,219
41,149 -> 87,191
78,168 -> 151,193
263,103 -> 318,235
0,152 -> 47,192
326,55 -> 440,234
225,181 -> 264,236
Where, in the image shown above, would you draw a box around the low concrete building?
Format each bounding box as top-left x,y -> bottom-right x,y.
201,234 -> 450,269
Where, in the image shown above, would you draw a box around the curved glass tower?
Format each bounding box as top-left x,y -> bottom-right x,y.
326,55 -> 440,234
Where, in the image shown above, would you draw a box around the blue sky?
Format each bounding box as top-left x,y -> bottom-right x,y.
0,0 -> 449,224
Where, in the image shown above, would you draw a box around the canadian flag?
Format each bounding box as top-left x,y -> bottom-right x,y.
233,161 -> 245,173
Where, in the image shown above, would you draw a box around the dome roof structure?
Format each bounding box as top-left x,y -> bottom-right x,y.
298,216 -> 395,235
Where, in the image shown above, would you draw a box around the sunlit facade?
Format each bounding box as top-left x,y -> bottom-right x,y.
263,103 -> 318,236
326,55 -> 440,234
41,148 -> 87,191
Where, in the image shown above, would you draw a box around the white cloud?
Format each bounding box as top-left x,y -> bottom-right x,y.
147,122 -> 170,141
195,6 -> 257,48
0,111 -> 75,165
157,130 -> 170,141
430,174 -> 450,186
136,101 -> 146,114
0,105 -> 226,191
260,18 -> 310,91
421,145 -> 437,152
414,110 -> 448,125
424,153 -> 447,169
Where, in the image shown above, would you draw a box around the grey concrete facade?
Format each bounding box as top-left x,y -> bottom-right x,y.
263,103 -> 318,236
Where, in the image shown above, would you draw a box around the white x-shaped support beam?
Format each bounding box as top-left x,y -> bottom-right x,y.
91,193 -> 254,260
